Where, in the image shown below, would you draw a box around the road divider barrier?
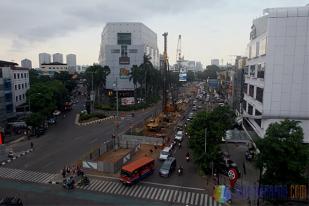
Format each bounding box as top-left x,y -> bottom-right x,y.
75,114 -> 116,126
0,148 -> 33,166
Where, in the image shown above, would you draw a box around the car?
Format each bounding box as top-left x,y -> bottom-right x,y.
174,131 -> 183,142
35,127 -> 46,137
159,147 -> 172,160
47,118 -> 56,125
0,197 -> 23,206
159,157 -> 177,177
192,106 -> 197,111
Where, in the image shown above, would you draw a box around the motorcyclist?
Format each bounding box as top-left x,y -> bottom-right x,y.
186,152 -> 190,161
177,166 -> 183,176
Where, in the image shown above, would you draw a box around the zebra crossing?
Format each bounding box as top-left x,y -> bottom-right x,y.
77,179 -> 222,206
0,167 -> 57,184
0,166 -> 221,206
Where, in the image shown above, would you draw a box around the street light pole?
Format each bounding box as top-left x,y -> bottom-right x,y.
205,128 -> 207,153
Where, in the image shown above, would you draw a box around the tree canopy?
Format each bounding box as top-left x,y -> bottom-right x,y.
187,105 -> 235,173
256,120 -> 309,185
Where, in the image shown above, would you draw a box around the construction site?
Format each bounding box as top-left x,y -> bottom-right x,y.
81,33 -> 199,174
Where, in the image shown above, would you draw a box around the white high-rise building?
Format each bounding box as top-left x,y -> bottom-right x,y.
53,53 -> 63,63
211,59 -> 220,66
66,54 -> 76,74
21,59 -> 32,69
243,5 -> 309,143
66,54 -> 76,67
39,53 -> 51,66
99,22 -> 159,91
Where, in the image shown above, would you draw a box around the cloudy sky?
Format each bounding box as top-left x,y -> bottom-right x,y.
0,0 -> 308,68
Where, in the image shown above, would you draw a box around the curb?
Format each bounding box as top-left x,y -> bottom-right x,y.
75,115 -> 115,126
0,148 -> 33,166
48,181 -> 61,184
6,136 -> 27,146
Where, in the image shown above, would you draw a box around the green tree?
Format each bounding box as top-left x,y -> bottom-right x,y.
25,112 -> 44,128
256,120 -> 309,185
205,65 -> 220,79
54,71 -> 76,93
187,105 -> 235,173
187,70 -> 195,82
85,64 -> 110,103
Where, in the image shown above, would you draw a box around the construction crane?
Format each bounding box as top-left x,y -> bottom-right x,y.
176,35 -> 184,62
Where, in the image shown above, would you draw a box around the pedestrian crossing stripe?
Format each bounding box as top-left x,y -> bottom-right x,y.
0,167 -> 56,184
0,167 -> 222,206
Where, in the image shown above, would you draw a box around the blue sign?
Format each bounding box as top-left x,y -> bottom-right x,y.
179,72 -> 187,82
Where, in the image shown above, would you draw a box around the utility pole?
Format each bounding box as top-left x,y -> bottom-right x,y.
116,77 -> 119,118
204,128 -> 207,153
90,72 -> 95,113
162,32 -> 168,113
113,77 -> 119,149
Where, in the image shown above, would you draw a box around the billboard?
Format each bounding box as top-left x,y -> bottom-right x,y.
119,67 -> 130,79
121,97 -> 135,105
179,72 -> 187,82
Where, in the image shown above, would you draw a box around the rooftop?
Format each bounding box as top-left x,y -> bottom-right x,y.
41,62 -> 67,65
0,60 -> 18,67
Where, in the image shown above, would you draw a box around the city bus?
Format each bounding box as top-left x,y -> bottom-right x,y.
120,156 -> 155,185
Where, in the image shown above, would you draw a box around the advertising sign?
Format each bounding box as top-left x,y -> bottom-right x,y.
121,97 -> 135,105
119,67 -> 130,79
179,72 -> 187,82
213,185 -> 232,204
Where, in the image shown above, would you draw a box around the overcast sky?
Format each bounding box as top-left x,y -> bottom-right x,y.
0,0 -> 308,68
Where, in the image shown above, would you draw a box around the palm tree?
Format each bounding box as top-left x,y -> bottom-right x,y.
129,65 -> 140,101
85,64 -> 110,104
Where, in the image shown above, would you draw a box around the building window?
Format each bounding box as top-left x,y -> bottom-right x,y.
250,65 -> 255,77
129,49 -> 138,53
22,94 -> 25,99
117,33 -> 131,45
260,37 -> 267,56
249,85 -> 254,97
17,73 -> 20,79
19,95 -> 21,101
121,45 -> 128,57
248,104 -> 253,115
111,49 -> 120,53
256,87 -> 263,103
21,73 -> 23,78
14,73 -> 16,79
18,84 -> 21,90
256,41 -> 260,56
244,83 -> 248,94
16,96 -> 18,102
255,110 -> 262,116
242,100 -> 247,111
15,85 -> 17,90
25,83 -> 27,88
257,63 -> 265,79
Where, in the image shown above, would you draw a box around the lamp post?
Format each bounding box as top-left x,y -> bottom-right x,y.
113,78 -> 119,148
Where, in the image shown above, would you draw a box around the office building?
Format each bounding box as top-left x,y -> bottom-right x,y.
39,53 -> 51,66
98,22 -> 159,92
39,62 -> 68,76
211,59 -> 220,66
242,6 -> 309,143
53,53 -> 63,64
66,54 -> 77,74
21,59 -> 32,69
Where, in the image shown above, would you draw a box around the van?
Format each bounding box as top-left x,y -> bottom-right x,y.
159,157 -> 177,177
159,147 -> 172,160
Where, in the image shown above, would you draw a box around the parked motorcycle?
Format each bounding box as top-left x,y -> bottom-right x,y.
186,153 -> 190,162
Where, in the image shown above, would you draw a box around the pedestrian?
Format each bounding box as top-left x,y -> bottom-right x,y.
178,142 -> 181,149
30,142 -> 34,149
62,168 -> 66,178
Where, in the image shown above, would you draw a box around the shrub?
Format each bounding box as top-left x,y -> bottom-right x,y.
79,112 -> 107,122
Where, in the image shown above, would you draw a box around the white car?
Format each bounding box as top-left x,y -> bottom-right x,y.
175,131 -> 183,142
159,147 -> 172,160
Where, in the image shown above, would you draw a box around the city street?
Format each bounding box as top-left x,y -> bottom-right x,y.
3,99 -> 162,174
0,179 -> 173,206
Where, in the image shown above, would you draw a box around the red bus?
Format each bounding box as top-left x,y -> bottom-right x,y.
120,157 -> 155,185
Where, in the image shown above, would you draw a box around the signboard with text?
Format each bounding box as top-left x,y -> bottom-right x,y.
121,97 -> 135,105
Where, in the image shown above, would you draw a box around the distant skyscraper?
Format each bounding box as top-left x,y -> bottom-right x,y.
66,54 -> 77,74
53,53 -> 63,63
21,59 -> 32,69
66,54 -> 76,67
211,59 -> 220,66
39,53 -> 51,66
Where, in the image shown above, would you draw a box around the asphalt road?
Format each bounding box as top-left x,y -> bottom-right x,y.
5,99 -> 162,174
0,179 -> 173,206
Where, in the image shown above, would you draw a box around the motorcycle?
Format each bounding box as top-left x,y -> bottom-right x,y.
177,167 -> 183,176
186,153 -> 190,162
63,177 -> 75,191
